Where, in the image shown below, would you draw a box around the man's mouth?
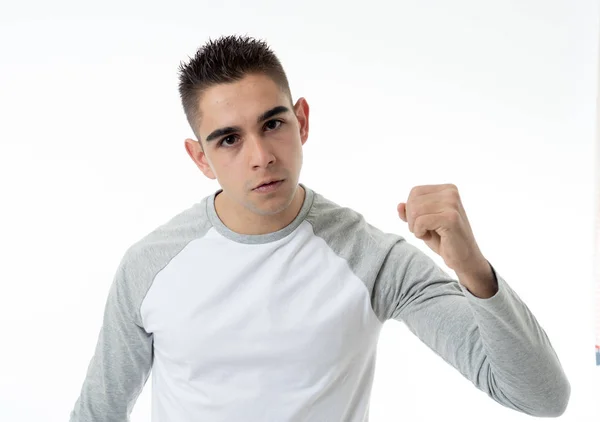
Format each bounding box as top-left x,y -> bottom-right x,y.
253,179 -> 284,192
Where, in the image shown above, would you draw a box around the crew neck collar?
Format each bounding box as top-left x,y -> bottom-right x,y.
206,183 -> 314,244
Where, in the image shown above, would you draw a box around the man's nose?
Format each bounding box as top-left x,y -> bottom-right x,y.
248,136 -> 276,168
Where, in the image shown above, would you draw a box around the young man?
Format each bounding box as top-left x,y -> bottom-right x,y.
69,35 -> 570,421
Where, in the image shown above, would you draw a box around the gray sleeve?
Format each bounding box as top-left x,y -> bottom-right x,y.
372,238 -> 570,417
69,250 -> 154,421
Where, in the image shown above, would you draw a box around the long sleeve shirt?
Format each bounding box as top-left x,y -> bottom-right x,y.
69,183 -> 570,421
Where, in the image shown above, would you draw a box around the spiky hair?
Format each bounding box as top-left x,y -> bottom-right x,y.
177,34 -> 293,142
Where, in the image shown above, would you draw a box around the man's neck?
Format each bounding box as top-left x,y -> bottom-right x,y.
214,185 -> 305,235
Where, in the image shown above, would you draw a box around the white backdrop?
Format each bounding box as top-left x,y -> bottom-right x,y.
0,1 -> 598,421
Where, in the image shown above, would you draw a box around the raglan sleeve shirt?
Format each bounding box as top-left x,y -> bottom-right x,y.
370,236 -> 571,417
67,185 -> 571,420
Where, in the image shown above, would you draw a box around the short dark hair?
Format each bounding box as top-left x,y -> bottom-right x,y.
177,34 -> 293,143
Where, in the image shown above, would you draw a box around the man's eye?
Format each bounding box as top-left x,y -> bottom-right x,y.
265,119 -> 283,130
218,136 -> 237,147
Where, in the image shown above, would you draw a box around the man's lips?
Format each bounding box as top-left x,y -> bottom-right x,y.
254,179 -> 284,189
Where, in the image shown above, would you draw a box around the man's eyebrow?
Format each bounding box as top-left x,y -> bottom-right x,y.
204,105 -> 291,143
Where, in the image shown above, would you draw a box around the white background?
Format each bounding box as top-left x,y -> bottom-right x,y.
1,1 -> 598,421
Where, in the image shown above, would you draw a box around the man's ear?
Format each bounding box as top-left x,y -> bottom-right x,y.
294,97 -> 310,145
184,138 -> 216,180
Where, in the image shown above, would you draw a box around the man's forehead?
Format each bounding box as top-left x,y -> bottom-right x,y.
202,74 -> 281,108
200,100 -> 288,127
199,93 -> 291,137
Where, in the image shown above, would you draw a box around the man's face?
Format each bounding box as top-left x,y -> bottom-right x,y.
185,72 -> 309,217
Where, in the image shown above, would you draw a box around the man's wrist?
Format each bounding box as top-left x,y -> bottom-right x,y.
456,258 -> 498,299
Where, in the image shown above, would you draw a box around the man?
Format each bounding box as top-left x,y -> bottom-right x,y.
69,34 -> 570,421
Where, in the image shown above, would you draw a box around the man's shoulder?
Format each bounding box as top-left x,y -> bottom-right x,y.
308,190 -> 363,223
307,190 -> 402,248
125,195 -> 213,262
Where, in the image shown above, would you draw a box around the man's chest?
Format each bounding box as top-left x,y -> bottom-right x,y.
140,238 -> 382,388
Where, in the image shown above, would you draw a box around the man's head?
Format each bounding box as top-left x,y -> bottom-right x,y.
178,35 -> 309,220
